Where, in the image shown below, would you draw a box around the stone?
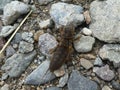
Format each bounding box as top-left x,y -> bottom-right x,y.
34,30 -> 44,41
0,84 -> 9,90
0,0 -> 14,14
2,1 -> 30,25
111,80 -> 120,90
45,87 -> 62,90
94,56 -> 103,66
57,73 -> 69,87
38,33 -> 58,55
11,33 -> 22,44
99,44 -> 120,68
6,45 -> 15,57
93,65 -> 115,81
0,37 -> 5,49
50,2 -> 84,28
83,10 -> 91,24
24,60 -> 56,85
1,50 -> 36,77
21,32 -> 34,43
0,25 -> 16,37
18,41 -> 34,53
54,65 -> 65,77
102,86 -> 112,90
74,35 -> 95,53
80,58 -> 93,69
68,70 -> 99,90
90,0 -> 120,43
39,19 -> 53,29
38,0 -> 53,5
82,27 -> 92,36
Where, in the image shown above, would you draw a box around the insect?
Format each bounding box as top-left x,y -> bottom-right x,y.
49,25 -> 75,72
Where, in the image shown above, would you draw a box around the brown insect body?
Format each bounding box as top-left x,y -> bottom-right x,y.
49,26 -> 75,72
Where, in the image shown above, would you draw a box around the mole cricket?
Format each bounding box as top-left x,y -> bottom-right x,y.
49,25 -> 75,72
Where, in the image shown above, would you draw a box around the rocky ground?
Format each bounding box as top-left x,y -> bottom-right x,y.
0,0 -> 120,90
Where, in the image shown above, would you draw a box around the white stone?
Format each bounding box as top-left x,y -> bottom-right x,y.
82,27 -> 92,36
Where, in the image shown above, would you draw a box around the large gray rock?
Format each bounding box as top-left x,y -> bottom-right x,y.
0,0 -> 15,14
38,33 -> 58,56
1,50 -> 36,77
74,35 -> 95,53
90,0 -> 120,43
2,1 -> 30,25
50,2 -> 84,27
99,44 -> 120,68
68,70 -> 99,90
24,60 -> 56,85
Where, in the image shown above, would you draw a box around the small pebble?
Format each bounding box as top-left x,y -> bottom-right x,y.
102,86 -> 112,90
94,56 -> 103,66
54,65 -> 65,77
19,41 -> 34,53
82,27 -> 92,36
39,19 -> 53,29
80,58 -> 93,69
83,10 -> 91,24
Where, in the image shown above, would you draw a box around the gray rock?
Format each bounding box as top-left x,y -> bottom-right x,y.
111,80 -> 120,90
90,0 -> 120,43
39,19 -> 53,29
93,65 -> 115,81
0,25 -> 16,37
21,32 -> 34,43
24,60 -> 56,85
68,70 -> 99,90
0,84 -> 9,90
45,87 -> 62,90
80,58 -> 93,69
38,33 -> 58,56
57,73 -> 69,87
1,50 -> 36,77
2,1 -> 30,25
11,33 -> 22,44
99,44 -> 120,68
0,0 -> 15,14
94,56 -> 103,66
74,35 -> 95,53
6,45 -> 16,57
18,41 -> 34,53
50,2 -> 84,28
38,0 -> 53,5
